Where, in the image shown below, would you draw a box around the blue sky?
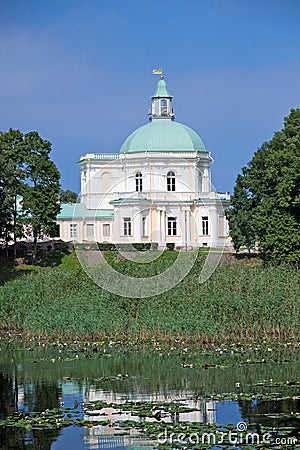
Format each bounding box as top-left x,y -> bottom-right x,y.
1,0 -> 300,193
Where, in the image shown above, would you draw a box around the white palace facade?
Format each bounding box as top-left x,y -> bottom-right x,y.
57,76 -> 230,248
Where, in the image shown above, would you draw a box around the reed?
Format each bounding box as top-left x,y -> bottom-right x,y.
0,252 -> 299,343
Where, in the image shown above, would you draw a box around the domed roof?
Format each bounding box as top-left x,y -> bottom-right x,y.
152,78 -> 173,98
120,120 -> 206,154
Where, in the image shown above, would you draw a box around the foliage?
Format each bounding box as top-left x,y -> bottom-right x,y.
0,252 -> 299,342
226,108 -> 300,265
0,129 -> 25,254
166,242 -> 175,250
60,189 -> 78,203
0,129 -> 61,258
225,173 -> 256,252
74,243 -> 159,251
21,131 -> 61,258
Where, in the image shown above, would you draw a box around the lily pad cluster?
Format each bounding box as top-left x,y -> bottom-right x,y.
0,399 -> 299,448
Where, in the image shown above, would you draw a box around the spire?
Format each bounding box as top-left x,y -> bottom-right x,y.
149,77 -> 175,121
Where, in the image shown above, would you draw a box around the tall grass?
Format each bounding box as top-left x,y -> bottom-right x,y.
0,252 -> 299,342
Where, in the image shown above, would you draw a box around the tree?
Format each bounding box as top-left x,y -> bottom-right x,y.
226,108 -> 300,265
225,172 -> 256,253
21,132 -> 61,259
60,189 -> 78,203
0,129 -> 25,257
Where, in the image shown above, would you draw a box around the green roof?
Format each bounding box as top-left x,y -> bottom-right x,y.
152,78 -> 173,98
120,120 -> 206,154
110,198 -> 151,204
57,203 -> 114,219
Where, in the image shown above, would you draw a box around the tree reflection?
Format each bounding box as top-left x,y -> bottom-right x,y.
238,397 -> 300,441
0,373 -> 61,450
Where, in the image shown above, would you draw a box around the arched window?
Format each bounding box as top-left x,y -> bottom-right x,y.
101,172 -> 111,190
135,172 -> 142,192
160,99 -> 168,116
167,171 -> 175,192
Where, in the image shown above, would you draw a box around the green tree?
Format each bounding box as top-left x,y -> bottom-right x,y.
225,172 -> 256,253
0,129 -> 25,257
21,132 -> 61,259
227,108 -> 300,265
60,189 -> 78,203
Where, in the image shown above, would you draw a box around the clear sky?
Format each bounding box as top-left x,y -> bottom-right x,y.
1,0 -> 300,193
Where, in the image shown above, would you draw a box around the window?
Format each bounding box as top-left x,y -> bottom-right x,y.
123,218 -> 132,236
160,99 -> 168,116
202,216 -> 209,236
167,217 -> 177,236
86,223 -> 94,239
142,216 -> 146,236
70,223 -> 78,240
218,215 -> 225,238
167,171 -> 175,192
101,172 -> 111,191
135,172 -> 142,192
103,223 -> 110,237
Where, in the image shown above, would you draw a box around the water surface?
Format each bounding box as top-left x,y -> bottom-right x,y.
1,341 -> 299,449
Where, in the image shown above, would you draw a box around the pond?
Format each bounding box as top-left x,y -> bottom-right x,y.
0,340 -> 300,449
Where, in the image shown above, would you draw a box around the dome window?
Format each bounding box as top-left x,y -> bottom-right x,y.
135,172 -> 143,192
167,171 -> 176,192
160,99 -> 168,116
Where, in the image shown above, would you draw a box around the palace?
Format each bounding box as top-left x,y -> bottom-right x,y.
57,76 -> 230,248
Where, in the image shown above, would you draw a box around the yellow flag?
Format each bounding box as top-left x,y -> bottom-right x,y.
152,69 -> 162,75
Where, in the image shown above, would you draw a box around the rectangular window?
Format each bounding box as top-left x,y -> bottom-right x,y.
70,223 -> 78,240
103,223 -> 110,237
136,178 -> 142,192
167,217 -> 177,236
160,99 -> 168,116
218,215 -> 225,237
142,216 -> 146,236
202,216 -> 209,236
86,223 -> 94,239
167,177 -> 176,192
123,217 -> 132,236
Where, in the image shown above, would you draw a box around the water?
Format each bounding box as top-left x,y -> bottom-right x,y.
0,341 -> 299,449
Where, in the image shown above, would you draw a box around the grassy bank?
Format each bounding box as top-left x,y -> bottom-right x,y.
0,251 -> 299,343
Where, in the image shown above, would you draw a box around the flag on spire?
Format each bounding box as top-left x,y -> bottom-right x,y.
152,69 -> 163,75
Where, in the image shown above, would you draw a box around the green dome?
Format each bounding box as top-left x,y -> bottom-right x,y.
120,121 -> 206,154
152,78 -> 173,98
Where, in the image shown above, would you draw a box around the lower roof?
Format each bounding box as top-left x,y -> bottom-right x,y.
57,203 -> 114,220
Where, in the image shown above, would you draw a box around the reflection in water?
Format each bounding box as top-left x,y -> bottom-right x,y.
0,372 -> 17,418
0,343 -> 299,449
0,371 -> 61,450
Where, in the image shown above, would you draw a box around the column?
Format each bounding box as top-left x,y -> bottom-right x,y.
157,208 -> 166,248
202,167 -> 210,192
210,206 -> 219,248
182,207 -> 191,250
186,208 -> 191,249
113,206 -> 120,243
162,208 -> 166,246
133,206 -> 141,242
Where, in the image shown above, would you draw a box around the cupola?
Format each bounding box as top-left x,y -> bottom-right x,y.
148,76 -> 175,121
